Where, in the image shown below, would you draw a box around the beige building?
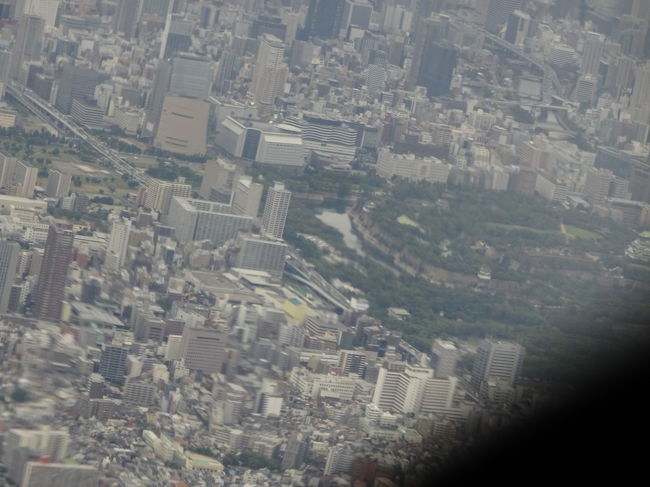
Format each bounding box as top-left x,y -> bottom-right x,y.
154,95 -> 210,156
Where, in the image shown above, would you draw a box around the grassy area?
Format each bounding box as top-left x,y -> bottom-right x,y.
398,215 -> 422,229
486,222 -> 560,235
564,224 -> 601,240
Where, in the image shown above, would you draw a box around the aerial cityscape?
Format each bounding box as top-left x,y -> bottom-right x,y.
0,0 -> 649,485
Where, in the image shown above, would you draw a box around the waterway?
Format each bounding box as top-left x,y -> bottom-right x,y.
316,210 -> 366,256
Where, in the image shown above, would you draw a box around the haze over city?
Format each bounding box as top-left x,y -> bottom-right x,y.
0,0 -> 649,486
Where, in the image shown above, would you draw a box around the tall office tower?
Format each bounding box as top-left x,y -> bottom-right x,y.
169,53 -> 211,100
21,462 -> 99,487
53,64 -> 108,114
199,158 -> 244,201
261,182 -> 291,239
408,14 -> 452,90
250,34 -> 287,108
214,51 -> 238,95
372,362 -> 434,413
106,218 -> 131,271
0,49 -> 11,100
123,378 -> 156,406
366,63 -> 387,94
575,73 -> 598,104
144,59 -> 172,136
471,339 -> 525,389
430,339 -> 459,379
45,169 -> 71,198
154,95 -> 210,156
583,168 -> 615,205
233,235 -> 288,279
305,0 -> 345,39
340,0 -> 373,37
504,9 -> 530,47
98,344 -> 128,385
232,176 -> 263,218
282,431 -> 309,470
630,62 -> 650,109
0,240 -> 19,313
605,55 -> 634,98
33,224 -> 74,320
144,178 -> 192,214
180,325 -> 225,374
159,13 -> 192,59
582,31 -> 605,76
485,0 -> 522,33
339,349 -> 368,377
9,14 -> 45,81
417,42 -> 457,98
113,0 -> 143,40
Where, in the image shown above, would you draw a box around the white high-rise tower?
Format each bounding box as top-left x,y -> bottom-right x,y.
106,218 -> 131,271
251,34 -> 288,107
261,182 -> 291,239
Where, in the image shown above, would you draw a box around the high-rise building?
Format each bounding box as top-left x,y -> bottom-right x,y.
0,49 -> 11,100
0,156 -> 37,198
372,362 -> 433,413
261,182 -> 291,239
630,62 -> 650,109
143,179 -> 192,214
504,9 -> 530,48
2,428 -> 70,483
199,158 -> 244,201
181,324 -> 226,374
305,0 -> 346,39
106,218 -> 132,271
159,13 -> 192,59
144,59 -> 172,136
251,34 -> 288,108
20,462 -> 99,487
53,64 -> 108,115
430,339 -> 459,379
366,63 -> 387,94
45,169 -> 72,198
485,0 -> 523,34
124,378 -> 157,406
154,95 -> 210,156
417,41 -> 457,98
21,0 -> 60,28
584,168 -> 615,205
33,224 -> 74,321
339,349 -> 368,378
418,376 -> 458,414
575,73 -> 598,104
166,196 -> 253,244
113,0 -> 143,40
169,53 -> 212,100
282,431 -> 309,470
0,240 -> 19,313
10,14 -> 45,81
99,344 -> 128,385
582,31 -> 605,76
471,339 -> 525,389
340,0 -> 373,38
324,444 -> 355,476
233,234 -> 288,279
231,176 -> 263,218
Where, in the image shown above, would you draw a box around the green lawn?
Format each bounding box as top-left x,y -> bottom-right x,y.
486,222 -> 560,235
398,215 -> 422,229
564,224 -> 601,240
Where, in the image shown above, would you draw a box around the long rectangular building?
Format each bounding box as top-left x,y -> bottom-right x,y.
166,197 -> 253,245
